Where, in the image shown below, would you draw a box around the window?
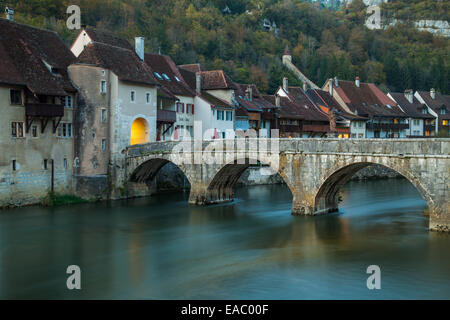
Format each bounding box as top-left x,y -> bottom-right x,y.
443,120 -> 449,126
101,139 -> 106,151
146,92 -> 151,104
100,80 -> 107,94
425,130 -> 431,137
101,70 -> 106,76
57,123 -> 73,138
174,76 -> 181,82
130,91 -> 136,103
64,158 -> 68,169
358,122 -> 363,128
176,103 -> 185,113
413,119 -> 420,126
162,74 -> 171,81
101,109 -> 107,123
422,108 -> 428,114
217,110 -> 224,121
226,111 -> 232,121
11,122 -> 24,138
10,90 -> 22,105
43,159 -> 48,170
12,160 -> 16,171
186,104 -> 190,114
441,108 -> 447,115
62,96 -> 73,108
262,121 -> 266,129
154,72 -> 163,80
31,125 -> 38,138
222,132 -> 226,139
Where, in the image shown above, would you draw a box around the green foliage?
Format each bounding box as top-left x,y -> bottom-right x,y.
1,0 -> 448,94
41,192 -> 89,207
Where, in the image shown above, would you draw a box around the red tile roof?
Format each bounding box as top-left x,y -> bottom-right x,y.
178,63 -> 206,73
0,18 -> 76,95
75,42 -> 158,86
332,80 -> 407,118
145,53 -> 195,97
199,70 -> 237,90
306,89 -> 366,120
285,87 -> 330,122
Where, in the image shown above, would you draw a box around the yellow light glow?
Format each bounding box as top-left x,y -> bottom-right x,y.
130,118 -> 149,145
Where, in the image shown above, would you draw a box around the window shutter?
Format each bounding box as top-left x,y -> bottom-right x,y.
176,103 -> 179,113
192,104 -> 195,115
182,103 -> 185,113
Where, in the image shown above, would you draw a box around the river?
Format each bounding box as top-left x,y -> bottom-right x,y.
0,178 -> 449,299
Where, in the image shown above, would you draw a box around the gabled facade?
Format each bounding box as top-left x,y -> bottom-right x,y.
0,18 -> 76,206
262,94 -> 304,138
179,67 -> 235,139
144,53 -> 195,140
68,35 -> 158,198
323,77 -> 408,138
277,78 -> 330,137
388,90 -> 436,137
415,89 -> 450,136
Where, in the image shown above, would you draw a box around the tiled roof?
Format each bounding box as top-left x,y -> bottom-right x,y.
76,42 -> 158,86
333,80 -> 407,118
200,91 -> 233,109
285,87 -> 330,121
145,53 -> 195,97
178,63 -> 205,73
79,27 -> 133,51
262,95 -> 303,120
416,90 -> 450,120
199,70 -> 237,90
389,92 -> 435,119
0,18 -> 76,95
306,89 -> 366,120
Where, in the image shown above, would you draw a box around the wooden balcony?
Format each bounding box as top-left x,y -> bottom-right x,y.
157,109 -> 176,123
366,123 -> 409,130
25,103 -> 64,117
302,124 -> 330,132
279,125 -> 301,133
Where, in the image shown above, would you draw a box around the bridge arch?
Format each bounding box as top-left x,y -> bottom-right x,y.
314,160 -> 434,215
128,157 -> 192,192
204,156 -> 294,204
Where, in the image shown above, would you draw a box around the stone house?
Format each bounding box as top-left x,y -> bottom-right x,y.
323,77 -> 409,138
388,90 -> 436,137
0,17 -> 76,206
415,89 -> 450,136
68,36 -> 159,199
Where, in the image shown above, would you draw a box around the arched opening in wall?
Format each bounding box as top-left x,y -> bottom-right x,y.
314,163 -> 431,218
207,159 -> 290,203
130,118 -> 150,146
129,158 -> 191,197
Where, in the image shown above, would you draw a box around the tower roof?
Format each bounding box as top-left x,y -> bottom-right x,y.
283,45 -> 291,56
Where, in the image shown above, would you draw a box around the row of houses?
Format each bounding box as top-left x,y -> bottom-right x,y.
0,14 -> 449,206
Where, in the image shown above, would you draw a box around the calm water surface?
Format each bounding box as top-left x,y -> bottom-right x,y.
1,179 -> 449,299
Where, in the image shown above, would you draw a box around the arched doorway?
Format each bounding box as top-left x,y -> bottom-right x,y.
130,118 -> 150,146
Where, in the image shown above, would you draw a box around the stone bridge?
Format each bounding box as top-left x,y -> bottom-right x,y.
122,138 -> 450,232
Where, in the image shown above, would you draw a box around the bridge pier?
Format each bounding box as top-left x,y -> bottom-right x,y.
429,205 -> 450,232
188,183 -> 234,205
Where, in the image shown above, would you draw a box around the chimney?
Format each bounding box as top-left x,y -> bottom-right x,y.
5,6 -> 14,21
283,77 -> 289,93
334,76 -> 338,87
275,95 -> 281,108
135,37 -> 145,61
248,86 -> 253,101
430,88 -> 436,100
355,76 -> 360,88
404,89 -> 413,104
302,82 -> 307,91
196,73 -> 201,94
328,78 -> 333,97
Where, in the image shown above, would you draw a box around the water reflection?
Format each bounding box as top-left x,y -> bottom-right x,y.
0,179 -> 449,299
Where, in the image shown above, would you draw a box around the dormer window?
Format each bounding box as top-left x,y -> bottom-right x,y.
422,107 -> 428,114
174,76 -> 181,82
154,72 -> 163,80
440,107 -> 447,115
162,74 -> 171,81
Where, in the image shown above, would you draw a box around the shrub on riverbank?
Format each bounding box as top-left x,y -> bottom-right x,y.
41,193 -> 89,207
